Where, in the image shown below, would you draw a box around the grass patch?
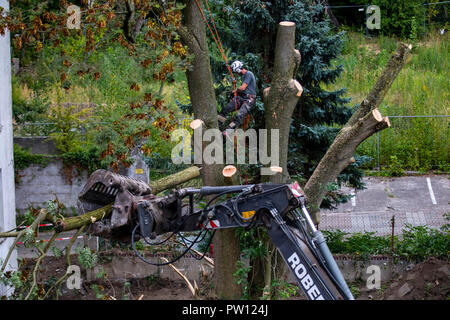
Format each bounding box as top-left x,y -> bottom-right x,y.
327,31 -> 449,172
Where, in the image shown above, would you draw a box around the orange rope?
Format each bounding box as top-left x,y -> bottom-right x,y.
193,0 -> 233,78
193,0 -> 248,183
201,0 -> 239,114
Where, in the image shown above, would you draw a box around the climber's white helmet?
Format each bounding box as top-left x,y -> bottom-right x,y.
231,60 -> 243,73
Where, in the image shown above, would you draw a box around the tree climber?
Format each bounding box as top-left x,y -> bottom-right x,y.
218,60 -> 257,133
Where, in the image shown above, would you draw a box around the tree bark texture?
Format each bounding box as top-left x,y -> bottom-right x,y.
251,21 -> 302,298
149,165 -> 201,195
304,43 -> 412,225
179,0 -> 242,299
263,22 -> 303,184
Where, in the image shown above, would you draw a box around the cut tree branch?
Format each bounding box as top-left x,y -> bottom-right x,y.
304,43 -> 412,225
1,209 -> 48,273
55,166 -> 201,232
25,231 -> 60,300
347,43 -> 412,126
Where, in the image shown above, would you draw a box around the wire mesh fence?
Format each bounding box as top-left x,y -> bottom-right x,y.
325,1 -> 449,36
357,115 -> 449,171
12,121 -> 109,140
13,114 -> 449,172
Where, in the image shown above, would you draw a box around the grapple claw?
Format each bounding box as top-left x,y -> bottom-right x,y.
78,169 -> 154,234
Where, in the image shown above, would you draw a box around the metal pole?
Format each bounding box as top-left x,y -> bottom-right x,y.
365,5 -> 369,37
376,131 -> 380,171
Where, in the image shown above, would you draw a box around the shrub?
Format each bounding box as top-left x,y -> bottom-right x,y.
348,0 -> 427,38
323,221 -> 450,262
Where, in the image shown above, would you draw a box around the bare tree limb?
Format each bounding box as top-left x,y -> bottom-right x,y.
25,231 -> 60,300
42,226 -> 86,300
1,209 -> 48,273
160,257 -> 198,298
304,43 -> 412,225
149,166 -> 201,195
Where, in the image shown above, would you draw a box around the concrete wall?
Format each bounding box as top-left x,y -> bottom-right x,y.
15,159 -> 88,215
13,138 -> 150,215
85,252 -> 412,286
86,252 -> 214,283
14,137 -> 60,155
0,0 -> 17,296
13,137 -> 87,214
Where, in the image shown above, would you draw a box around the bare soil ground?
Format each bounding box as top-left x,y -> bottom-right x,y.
17,256 -> 449,300
380,257 -> 450,300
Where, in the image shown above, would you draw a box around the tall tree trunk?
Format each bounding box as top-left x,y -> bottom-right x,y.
251,21 -> 303,298
178,0 -> 242,299
304,43 -> 412,225
263,22 -> 303,184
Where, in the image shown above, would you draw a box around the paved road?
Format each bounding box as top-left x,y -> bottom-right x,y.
320,175 -> 449,235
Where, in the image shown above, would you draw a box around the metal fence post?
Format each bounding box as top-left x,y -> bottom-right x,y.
376,131 -> 380,171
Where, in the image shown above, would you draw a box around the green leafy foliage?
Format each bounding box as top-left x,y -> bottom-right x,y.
13,144 -> 50,171
60,144 -> 105,174
50,246 -> 62,259
23,228 -> 36,248
268,279 -> 298,300
233,259 -> 252,300
323,222 -> 450,261
3,0 -> 189,174
395,225 -> 450,261
76,246 -> 98,269
347,0 -> 426,38
386,156 -> 405,177
11,76 -> 49,126
90,284 -> 106,299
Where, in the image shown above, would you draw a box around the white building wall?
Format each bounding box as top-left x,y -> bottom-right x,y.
0,0 -> 17,296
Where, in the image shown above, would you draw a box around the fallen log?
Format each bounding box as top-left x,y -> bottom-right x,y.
54,204 -> 113,232
149,165 -> 201,195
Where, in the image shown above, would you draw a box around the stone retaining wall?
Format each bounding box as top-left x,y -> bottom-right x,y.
15,159 -> 88,215
86,251 -> 413,285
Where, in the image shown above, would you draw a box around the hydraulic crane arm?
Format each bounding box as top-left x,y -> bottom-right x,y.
79,171 -> 354,300
133,183 -> 354,300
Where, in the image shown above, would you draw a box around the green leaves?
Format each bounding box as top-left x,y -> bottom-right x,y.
76,246 -> 98,269
23,228 -> 36,248
323,221 -> 450,262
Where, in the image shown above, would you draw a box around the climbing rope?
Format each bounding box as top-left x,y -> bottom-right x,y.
193,0 -> 252,184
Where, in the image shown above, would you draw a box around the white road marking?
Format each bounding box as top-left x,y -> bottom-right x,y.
350,190 -> 356,206
426,177 -> 437,205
